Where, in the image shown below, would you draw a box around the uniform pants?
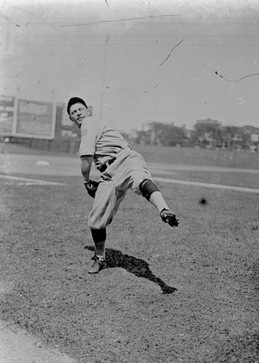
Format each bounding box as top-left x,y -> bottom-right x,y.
88,149 -> 152,229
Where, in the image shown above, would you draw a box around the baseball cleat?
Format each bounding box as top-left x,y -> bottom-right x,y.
160,209 -> 179,227
88,255 -> 106,274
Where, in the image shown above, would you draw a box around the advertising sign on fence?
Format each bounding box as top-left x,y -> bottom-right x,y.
14,99 -> 56,139
0,95 -> 15,136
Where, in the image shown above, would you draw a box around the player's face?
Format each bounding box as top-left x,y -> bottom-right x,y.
69,103 -> 89,127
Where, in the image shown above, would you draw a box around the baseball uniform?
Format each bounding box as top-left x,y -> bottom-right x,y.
79,117 -> 153,229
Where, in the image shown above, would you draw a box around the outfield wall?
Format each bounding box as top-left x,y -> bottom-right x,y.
0,95 -> 80,141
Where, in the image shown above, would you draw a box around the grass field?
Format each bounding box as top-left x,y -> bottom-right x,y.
0,144 -> 259,362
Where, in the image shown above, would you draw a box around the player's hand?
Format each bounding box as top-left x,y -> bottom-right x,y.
84,180 -> 99,198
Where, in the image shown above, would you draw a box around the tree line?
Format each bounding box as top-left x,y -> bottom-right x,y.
127,120 -> 259,151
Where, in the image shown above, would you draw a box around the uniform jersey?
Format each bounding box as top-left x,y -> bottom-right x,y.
79,117 -> 130,171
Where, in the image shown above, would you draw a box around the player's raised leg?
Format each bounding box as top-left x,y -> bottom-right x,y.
139,179 -> 179,228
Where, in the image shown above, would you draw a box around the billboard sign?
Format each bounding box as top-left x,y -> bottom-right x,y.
14,99 -> 56,139
0,95 -> 15,136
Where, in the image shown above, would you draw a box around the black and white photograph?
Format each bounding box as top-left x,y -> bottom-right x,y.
0,0 -> 258,362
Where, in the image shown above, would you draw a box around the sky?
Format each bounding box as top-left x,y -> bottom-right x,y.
0,0 -> 259,132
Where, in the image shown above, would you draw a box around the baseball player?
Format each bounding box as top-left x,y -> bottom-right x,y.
67,97 -> 179,274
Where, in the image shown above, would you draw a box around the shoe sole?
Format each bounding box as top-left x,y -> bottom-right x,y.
163,215 -> 179,227
88,262 -> 106,274
160,209 -> 179,228
167,217 -> 179,227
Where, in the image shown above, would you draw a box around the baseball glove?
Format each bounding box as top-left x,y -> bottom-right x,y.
84,180 -> 99,198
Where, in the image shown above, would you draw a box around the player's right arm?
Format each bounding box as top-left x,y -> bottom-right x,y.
79,121 -> 100,197
81,155 -> 99,198
80,155 -> 93,183
79,120 -> 96,184
79,119 -> 101,197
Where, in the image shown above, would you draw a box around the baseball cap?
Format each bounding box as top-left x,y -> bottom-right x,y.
67,97 -> 88,114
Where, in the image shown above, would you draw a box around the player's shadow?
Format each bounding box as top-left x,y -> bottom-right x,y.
84,246 -> 177,294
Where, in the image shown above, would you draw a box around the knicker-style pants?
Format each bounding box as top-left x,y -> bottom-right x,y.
88,148 -> 152,229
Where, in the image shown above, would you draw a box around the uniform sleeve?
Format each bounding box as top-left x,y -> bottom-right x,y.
79,119 -> 102,157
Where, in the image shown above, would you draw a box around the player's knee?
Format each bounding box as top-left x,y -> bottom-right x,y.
139,179 -> 159,201
88,214 -> 113,230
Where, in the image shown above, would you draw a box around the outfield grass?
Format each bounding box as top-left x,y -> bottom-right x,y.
134,144 -> 259,170
2,141 -> 259,169
0,146 -> 258,362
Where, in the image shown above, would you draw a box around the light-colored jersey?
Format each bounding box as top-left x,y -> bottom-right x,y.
79,117 -> 131,170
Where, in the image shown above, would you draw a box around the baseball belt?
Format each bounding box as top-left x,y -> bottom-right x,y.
99,156 -> 116,173
99,146 -> 133,173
